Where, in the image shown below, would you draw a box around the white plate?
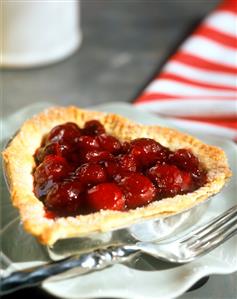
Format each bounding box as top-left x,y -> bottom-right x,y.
1,102 -> 237,299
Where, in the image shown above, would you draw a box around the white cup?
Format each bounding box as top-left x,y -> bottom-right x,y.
0,0 -> 82,68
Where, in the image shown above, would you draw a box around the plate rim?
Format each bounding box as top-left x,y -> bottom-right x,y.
1,101 -> 237,299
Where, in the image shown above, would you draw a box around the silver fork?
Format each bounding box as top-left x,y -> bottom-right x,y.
1,204 -> 237,295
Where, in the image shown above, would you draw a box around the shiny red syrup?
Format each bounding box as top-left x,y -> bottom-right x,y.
33,120 -> 207,217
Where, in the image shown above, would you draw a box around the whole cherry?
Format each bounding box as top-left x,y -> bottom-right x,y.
45,122 -> 82,145
97,134 -> 122,155
87,183 -> 125,211
129,138 -> 168,167
147,164 -> 192,198
33,155 -> 72,198
74,163 -> 107,187
83,120 -> 105,136
119,172 -> 156,209
45,181 -> 84,217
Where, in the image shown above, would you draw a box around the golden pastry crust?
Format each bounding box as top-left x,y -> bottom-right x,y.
2,106 -> 232,245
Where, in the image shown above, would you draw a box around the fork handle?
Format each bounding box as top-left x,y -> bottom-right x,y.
0,245 -> 138,295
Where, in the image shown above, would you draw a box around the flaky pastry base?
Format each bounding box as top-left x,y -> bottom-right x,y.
2,106 -> 232,245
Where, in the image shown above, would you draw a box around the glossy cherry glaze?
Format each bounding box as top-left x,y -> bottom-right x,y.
33,120 -> 207,217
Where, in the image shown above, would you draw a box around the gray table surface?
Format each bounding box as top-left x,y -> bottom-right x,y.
1,0 -> 236,298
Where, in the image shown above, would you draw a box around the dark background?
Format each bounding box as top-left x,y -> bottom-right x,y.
2,0 -> 222,298
2,0 -> 219,116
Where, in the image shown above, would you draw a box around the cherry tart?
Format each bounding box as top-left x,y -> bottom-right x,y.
2,106 -> 231,245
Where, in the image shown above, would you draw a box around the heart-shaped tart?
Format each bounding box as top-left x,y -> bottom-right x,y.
2,106 -> 231,245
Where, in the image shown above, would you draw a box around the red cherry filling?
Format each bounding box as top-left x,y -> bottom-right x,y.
168,149 -> 207,187
45,122 -> 81,145
169,149 -> 199,172
84,150 -> 113,163
83,120 -> 105,136
147,164 -> 192,198
103,159 -> 119,178
35,142 -> 80,165
87,183 -> 125,211
33,120 -> 207,217
97,134 -> 122,155
35,142 -> 61,164
119,173 -> 156,209
130,138 -> 169,167
33,155 -> 72,198
103,156 -> 137,182
121,141 -> 131,154
116,153 -> 138,172
77,135 -> 100,151
45,181 -> 84,217
74,163 -> 107,187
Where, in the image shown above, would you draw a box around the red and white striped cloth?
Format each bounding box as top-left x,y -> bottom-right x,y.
134,0 -> 237,140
